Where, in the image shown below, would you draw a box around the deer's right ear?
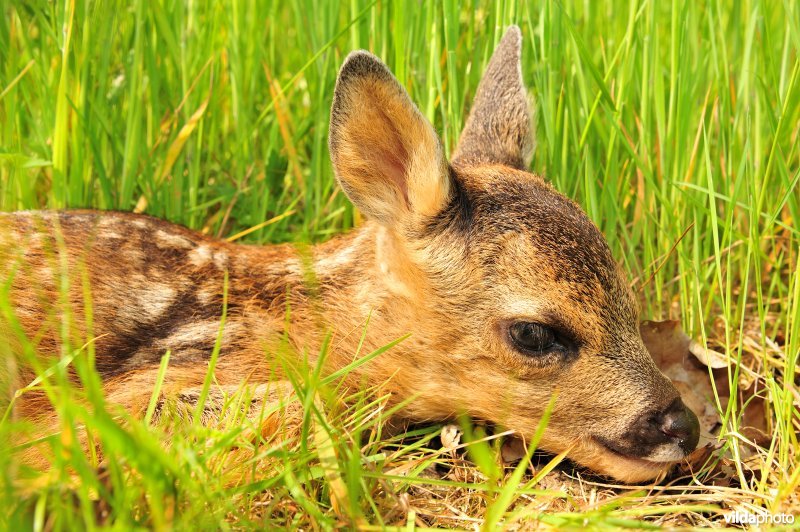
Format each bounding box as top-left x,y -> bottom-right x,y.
329,52 -> 451,227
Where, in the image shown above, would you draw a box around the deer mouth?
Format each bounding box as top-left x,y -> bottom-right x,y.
592,436 -> 683,465
595,437 -> 653,462
559,436 -> 675,483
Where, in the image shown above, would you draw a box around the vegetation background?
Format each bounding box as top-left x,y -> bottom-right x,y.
1,0 -> 798,528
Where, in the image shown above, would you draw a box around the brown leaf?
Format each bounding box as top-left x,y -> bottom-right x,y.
689,339 -> 729,369
740,384 -> 769,433
676,442 -> 718,476
717,383 -> 769,437
500,435 -> 527,464
641,320 -> 721,434
740,426 -> 771,449
641,319 -> 773,488
639,320 -> 691,369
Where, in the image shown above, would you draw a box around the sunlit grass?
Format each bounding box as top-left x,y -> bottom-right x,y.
1,0 -> 798,528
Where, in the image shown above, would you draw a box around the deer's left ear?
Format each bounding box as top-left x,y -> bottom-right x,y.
329,51 -> 451,227
453,26 -> 534,170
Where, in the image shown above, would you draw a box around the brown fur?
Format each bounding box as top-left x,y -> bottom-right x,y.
453,27 -> 534,169
0,26 -> 698,483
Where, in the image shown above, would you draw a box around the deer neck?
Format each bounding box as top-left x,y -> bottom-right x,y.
230,223 -> 426,372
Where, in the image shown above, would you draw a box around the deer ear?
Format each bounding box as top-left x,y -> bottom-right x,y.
453,26 -> 534,170
329,52 -> 451,226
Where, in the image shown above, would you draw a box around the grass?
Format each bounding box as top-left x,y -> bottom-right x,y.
1,0 -> 799,528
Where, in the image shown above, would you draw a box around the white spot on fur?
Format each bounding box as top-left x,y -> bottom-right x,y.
95,218 -> 124,239
381,268 -> 413,298
156,230 -> 193,250
159,320 -> 240,347
114,278 -> 178,323
19,211 -> 53,221
356,285 -> 374,315
315,249 -> 354,272
97,217 -> 121,228
190,245 -> 212,267
198,289 -> 214,305
314,231 -> 366,273
144,285 -> 177,316
214,250 -> 228,270
14,231 -> 43,249
275,258 -> 302,277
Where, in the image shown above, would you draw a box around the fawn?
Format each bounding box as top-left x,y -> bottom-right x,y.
1,26 -> 698,483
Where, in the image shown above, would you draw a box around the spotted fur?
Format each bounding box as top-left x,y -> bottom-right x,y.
0,26 -> 698,482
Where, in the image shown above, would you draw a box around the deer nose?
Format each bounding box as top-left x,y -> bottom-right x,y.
650,398 -> 700,454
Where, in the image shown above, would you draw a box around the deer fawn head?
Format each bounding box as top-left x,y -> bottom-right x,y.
327,26 -> 699,482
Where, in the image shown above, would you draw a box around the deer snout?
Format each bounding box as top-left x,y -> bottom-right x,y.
596,394 -> 701,466
634,397 -> 700,459
657,398 -> 700,453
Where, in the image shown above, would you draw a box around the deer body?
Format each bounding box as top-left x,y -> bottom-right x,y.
2,211 -> 440,414
1,27 -> 699,483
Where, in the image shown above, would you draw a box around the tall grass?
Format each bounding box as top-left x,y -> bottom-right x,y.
1,0 -> 798,528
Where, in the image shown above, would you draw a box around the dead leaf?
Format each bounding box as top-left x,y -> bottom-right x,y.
639,320 -> 691,369
689,340 -> 729,369
677,442 -> 718,476
717,383 -> 769,435
640,320 -> 721,434
641,319 -> 773,486
741,389 -> 768,433
500,435 -> 526,464
740,426 -> 771,449
440,424 -> 462,451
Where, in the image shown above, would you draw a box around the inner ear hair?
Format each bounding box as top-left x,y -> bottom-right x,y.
328,51 -> 451,226
452,25 -> 534,170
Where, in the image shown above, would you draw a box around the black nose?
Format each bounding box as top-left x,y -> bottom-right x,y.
648,398 -> 700,454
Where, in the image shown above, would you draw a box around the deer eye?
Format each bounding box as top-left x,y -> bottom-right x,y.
508,322 -> 562,354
